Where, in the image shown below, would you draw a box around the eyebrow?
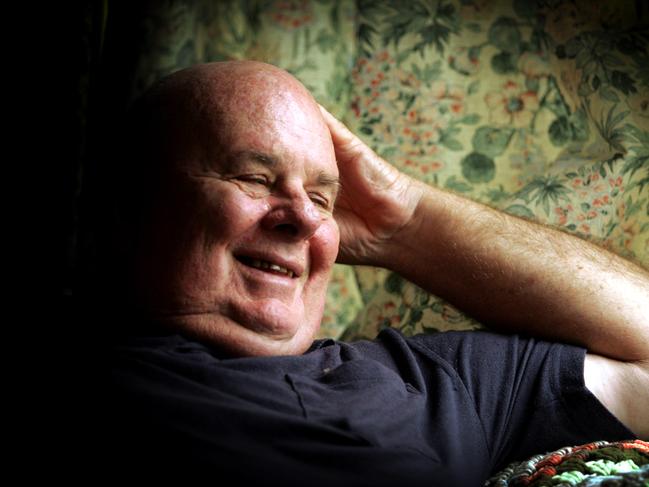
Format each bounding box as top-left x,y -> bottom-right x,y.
316,172 -> 341,199
237,150 -> 341,196
245,150 -> 279,167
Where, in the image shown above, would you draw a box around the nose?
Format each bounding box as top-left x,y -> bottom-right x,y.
261,189 -> 322,241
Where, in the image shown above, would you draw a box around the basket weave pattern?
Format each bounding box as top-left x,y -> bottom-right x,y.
485,440 -> 649,486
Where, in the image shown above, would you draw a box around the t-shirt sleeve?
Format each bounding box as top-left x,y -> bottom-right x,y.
407,330 -> 635,473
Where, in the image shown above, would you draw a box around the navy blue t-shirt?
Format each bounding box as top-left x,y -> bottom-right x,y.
104,328 -> 632,486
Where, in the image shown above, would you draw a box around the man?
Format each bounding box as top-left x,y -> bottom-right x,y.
99,61 -> 648,485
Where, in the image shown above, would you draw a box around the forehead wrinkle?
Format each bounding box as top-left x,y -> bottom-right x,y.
233,150 -> 279,168
316,172 -> 340,191
274,113 -> 331,142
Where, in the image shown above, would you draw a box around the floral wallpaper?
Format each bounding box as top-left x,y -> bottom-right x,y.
125,0 -> 649,341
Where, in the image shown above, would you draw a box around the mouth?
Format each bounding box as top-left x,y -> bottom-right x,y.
235,255 -> 298,279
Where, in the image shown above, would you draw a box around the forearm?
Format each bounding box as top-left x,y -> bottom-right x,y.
387,182 -> 649,361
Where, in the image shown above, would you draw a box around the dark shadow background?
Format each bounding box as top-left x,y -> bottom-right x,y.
38,3 -> 155,474
54,2 -> 147,317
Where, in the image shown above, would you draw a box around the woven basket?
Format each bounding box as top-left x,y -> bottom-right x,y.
485,440 -> 649,486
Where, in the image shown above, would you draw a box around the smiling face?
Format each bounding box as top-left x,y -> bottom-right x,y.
128,62 -> 340,356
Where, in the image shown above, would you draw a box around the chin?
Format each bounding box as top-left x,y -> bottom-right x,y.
163,308 -> 319,358
207,323 -> 317,358
231,311 -> 320,357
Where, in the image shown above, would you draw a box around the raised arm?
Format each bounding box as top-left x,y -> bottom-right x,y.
320,105 -> 649,437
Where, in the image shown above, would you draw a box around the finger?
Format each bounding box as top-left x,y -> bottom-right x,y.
318,104 -> 352,144
318,104 -> 367,161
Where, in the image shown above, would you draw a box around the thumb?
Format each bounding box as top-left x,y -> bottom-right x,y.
319,104 -> 407,192
318,104 -> 373,163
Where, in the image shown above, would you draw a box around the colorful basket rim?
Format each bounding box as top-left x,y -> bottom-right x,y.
485,439 -> 649,486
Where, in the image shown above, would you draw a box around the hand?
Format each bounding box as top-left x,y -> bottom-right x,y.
319,105 -> 424,266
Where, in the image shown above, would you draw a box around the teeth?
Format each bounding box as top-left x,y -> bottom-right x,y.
246,258 -> 294,277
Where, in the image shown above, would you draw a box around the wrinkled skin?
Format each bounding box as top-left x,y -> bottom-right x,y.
129,62 -> 341,357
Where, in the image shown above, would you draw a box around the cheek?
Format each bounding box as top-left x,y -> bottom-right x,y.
205,190 -> 271,239
312,221 -> 340,267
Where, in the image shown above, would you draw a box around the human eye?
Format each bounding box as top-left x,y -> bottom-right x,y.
235,174 -> 269,185
308,192 -> 330,209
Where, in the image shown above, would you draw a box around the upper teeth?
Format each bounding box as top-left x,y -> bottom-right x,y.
249,259 -> 295,278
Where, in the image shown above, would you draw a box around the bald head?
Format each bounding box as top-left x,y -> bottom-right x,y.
129,61 -> 327,167
149,60 -> 315,110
